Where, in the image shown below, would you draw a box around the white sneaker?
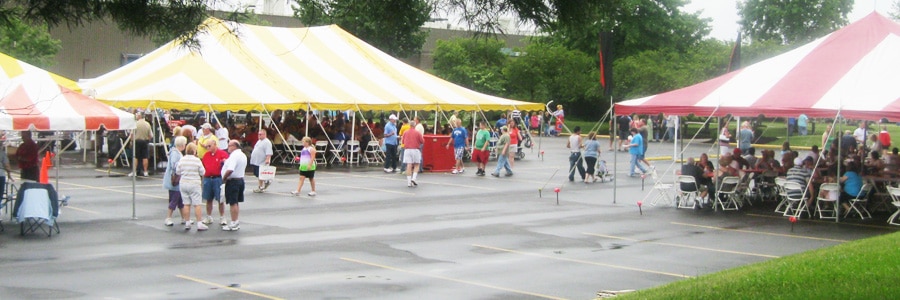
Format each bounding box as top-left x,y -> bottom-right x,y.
451,169 -> 459,174
184,220 -> 193,230
458,168 -> 465,174
220,217 -> 228,226
223,221 -> 240,231
196,222 -> 208,231
384,168 -> 392,173
202,216 -> 213,225
143,171 -> 149,177
127,172 -> 135,177
308,191 -> 316,196
165,218 -> 174,226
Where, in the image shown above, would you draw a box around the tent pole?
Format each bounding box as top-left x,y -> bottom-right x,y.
612,99 -> 617,204
132,125 -> 137,220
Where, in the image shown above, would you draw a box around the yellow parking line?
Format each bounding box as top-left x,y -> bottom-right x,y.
340,257 -> 567,300
176,275 -> 284,300
64,206 -> 101,215
745,213 -> 896,230
58,181 -> 166,199
472,244 -> 690,279
670,222 -> 848,243
583,233 -> 778,258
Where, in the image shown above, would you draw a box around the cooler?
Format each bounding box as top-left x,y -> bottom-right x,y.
422,134 -> 455,172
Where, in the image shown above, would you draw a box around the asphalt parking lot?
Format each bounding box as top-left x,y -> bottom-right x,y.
1,137 -> 895,299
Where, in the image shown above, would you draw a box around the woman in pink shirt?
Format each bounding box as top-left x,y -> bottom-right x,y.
508,119 -> 520,167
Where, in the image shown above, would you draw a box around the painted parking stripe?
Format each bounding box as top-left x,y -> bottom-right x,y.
583,233 -> 779,258
64,206 -> 102,215
671,222 -> 848,242
59,181 -> 167,199
340,257 -> 567,300
472,244 -> 690,279
176,275 -> 284,300
745,213 -> 896,230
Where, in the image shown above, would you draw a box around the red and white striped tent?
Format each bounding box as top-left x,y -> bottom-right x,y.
1,52 -> 135,131
615,13 -> 900,121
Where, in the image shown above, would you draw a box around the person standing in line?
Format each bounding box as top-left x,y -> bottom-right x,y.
446,119 -> 469,174
719,119 -> 732,156
797,114 -> 809,136
495,113 -> 508,130
221,139 -> 247,231
197,123 -> 216,159
491,126 -> 513,177
625,127 -> 649,177
665,114 -> 678,142
530,112 -> 540,133
16,131 -> 39,181
177,144 -> 206,231
637,118 -> 652,167
402,119 -> 425,187
739,121 -> 754,154
129,113 -> 153,177
472,121 -> 491,176
879,124 -> 891,155
383,114 -> 399,173
822,123 -> 835,152
567,126 -> 586,182
213,120 -> 229,149
200,139 -> 229,227
291,137 -> 317,196
853,121 -> 868,146
583,132 -> 601,183
250,130 -> 273,193
508,119 -> 520,167
163,136 -> 187,226
616,114 -> 632,151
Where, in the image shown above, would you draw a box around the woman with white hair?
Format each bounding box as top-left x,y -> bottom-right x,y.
163,136 -> 187,226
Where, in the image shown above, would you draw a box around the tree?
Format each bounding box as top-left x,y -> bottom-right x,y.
432,38 -> 508,95
0,0 -> 208,43
0,13 -> 60,68
151,8 -> 272,46
503,41 -> 600,117
293,0 -> 432,58
738,0 -> 853,44
892,0 -> 900,21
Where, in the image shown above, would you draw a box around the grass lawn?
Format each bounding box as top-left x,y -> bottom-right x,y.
563,118 -> 900,149
613,231 -> 900,299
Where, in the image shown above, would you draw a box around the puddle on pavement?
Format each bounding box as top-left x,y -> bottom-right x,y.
607,243 -> 627,250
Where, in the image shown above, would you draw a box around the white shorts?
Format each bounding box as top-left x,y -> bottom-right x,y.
180,182 -> 203,206
403,148 -> 422,164
509,145 -> 518,155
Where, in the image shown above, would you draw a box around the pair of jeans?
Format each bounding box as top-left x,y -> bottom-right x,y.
383,143 -> 398,170
568,152 -> 585,181
494,152 -> 512,175
665,127 -> 675,141
584,156 -> 598,176
629,154 -> 648,176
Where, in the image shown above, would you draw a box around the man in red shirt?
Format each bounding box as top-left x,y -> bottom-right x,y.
16,131 -> 39,181
200,139 -> 230,226
402,119 -> 425,187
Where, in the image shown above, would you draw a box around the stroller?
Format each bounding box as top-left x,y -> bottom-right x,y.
509,110 -> 534,160
595,160 -> 613,182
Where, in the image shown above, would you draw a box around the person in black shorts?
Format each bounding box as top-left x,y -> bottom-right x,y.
616,114 -> 631,151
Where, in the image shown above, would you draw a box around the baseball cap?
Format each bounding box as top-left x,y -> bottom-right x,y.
388,114 -> 398,120
201,123 -> 212,129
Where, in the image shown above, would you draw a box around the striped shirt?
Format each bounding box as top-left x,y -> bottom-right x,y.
176,155 -> 205,185
785,166 -> 812,198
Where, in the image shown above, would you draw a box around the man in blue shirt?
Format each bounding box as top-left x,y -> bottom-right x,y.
625,127 -> 649,177
446,119 -> 469,174
383,114 -> 399,172
798,114 -> 809,136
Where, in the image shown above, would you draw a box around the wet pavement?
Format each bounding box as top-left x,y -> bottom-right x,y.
1,137 -> 896,299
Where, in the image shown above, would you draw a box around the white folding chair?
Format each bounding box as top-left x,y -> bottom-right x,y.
314,140 -> 328,165
774,177 -> 789,214
714,176 -> 741,211
844,184 -> 873,220
887,186 -> 900,226
782,181 -> 810,218
649,169 -> 674,206
329,140 -> 346,165
676,175 -> 701,209
346,140 -> 361,165
487,137 -> 499,160
816,183 -> 840,221
364,141 -> 384,163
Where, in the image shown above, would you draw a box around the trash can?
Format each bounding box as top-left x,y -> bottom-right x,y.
422,135 -> 455,172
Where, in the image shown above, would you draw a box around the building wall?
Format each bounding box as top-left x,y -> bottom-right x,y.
47,14 -> 531,81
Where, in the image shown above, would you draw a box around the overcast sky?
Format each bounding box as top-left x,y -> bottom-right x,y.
684,0 -> 896,40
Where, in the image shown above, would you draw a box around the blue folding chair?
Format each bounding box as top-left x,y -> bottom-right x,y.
13,182 -> 60,237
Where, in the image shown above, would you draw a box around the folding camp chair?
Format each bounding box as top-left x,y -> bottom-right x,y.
14,182 -> 60,237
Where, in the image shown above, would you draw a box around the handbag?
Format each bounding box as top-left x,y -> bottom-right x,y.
171,174 -> 180,186
258,165 -> 277,181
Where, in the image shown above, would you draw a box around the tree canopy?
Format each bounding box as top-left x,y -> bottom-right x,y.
738,0 -> 853,44
0,13 -> 60,68
293,0 -> 432,58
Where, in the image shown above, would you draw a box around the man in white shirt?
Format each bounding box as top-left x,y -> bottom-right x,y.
853,121 -> 868,145
221,139 -> 247,231
214,120 -> 229,150
249,130 -> 273,193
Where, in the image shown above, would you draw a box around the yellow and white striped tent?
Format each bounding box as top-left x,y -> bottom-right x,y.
80,18 -> 543,112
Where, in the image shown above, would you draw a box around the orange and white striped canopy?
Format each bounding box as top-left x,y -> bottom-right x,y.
80,18 -> 543,112
0,52 -> 135,131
